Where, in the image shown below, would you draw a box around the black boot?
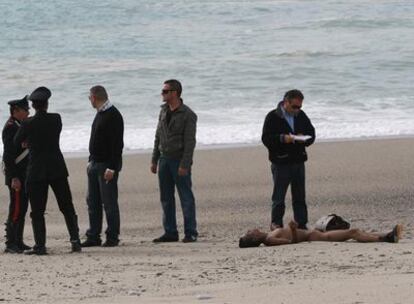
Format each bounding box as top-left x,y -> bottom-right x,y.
64,214 -> 81,252
71,240 -> 82,252
4,221 -> 22,253
15,219 -> 31,251
4,220 -> 16,247
64,214 -> 80,241
31,216 -> 46,250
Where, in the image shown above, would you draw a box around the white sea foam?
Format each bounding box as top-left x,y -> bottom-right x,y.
1,1 -> 414,153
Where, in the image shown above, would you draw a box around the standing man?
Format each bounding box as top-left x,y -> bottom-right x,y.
2,96 -> 31,253
14,87 -> 81,255
82,85 -> 124,248
151,79 -> 198,243
262,89 -> 315,231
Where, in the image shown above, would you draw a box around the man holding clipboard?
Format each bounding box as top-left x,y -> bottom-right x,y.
262,89 -> 315,231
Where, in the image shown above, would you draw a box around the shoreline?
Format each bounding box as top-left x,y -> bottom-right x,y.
62,133 -> 414,158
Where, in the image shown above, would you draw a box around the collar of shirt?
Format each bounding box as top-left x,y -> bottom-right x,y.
281,105 -> 295,132
98,100 -> 113,112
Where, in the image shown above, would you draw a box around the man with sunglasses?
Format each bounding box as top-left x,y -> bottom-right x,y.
151,79 -> 198,243
262,89 -> 315,231
2,96 -> 31,253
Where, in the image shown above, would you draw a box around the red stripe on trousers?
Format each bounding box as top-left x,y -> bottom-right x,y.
12,190 -> 20,223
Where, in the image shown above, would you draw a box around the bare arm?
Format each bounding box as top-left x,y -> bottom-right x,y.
263,236 -> 292,246
288,220 -> 299,244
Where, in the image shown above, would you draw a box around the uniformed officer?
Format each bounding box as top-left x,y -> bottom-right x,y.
2,96 -> 31,253
14,87 -> 81,255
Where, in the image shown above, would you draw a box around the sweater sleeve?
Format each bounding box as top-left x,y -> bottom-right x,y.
108,111 -> 124,171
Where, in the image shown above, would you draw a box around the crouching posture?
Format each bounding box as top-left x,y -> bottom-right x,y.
239,220 -> 403,248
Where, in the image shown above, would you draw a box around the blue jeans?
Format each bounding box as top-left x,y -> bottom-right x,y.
271,162 -> 308,229
158,157 -> 198,238
86,161 -> 120,241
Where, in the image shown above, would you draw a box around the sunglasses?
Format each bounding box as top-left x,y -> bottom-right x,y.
161,89 -> 176,95
291,105 -> 301,110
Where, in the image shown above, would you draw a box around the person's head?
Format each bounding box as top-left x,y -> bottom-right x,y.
239,229 -> 264,248
89,85 -> 108,109
29,87 -> 51,112
162,79 -> 182,103
283,89 -> 304,115
8,95 -> 30,121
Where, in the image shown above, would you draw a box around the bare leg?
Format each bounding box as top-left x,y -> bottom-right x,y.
308,229 -> 382,242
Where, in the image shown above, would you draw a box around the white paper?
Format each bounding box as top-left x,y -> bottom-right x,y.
292,135 -> 312,142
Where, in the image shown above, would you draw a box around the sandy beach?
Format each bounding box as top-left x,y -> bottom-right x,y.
1,138 -> 413,304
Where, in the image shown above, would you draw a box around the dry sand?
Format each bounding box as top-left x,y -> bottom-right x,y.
1,138 -> 413,303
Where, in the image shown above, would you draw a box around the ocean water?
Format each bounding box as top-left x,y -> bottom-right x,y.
1,0 -> 414,153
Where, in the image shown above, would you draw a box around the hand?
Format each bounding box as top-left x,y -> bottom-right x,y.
11,178 -> 21,191
150,163 -> 157,174
288,220 -> 299,244
288,220 -> 298,230
284,134 -> 294,144
178,167 -> 189,176
103,169 -> 115,183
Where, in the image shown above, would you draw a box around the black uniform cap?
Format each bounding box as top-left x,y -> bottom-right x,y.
29,86 -> 51,103
7,95 -> 29,110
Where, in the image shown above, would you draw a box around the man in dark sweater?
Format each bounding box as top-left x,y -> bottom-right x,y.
262,89 -> 315,231
82,85 -> 124,247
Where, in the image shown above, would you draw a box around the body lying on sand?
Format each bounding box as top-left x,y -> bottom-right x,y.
239,220 -> 403,248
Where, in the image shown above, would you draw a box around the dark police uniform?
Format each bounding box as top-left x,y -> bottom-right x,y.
2,96 -> 30,253
14,87 -> 81,254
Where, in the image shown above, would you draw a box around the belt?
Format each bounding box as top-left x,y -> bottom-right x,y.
15,149 -> 29,164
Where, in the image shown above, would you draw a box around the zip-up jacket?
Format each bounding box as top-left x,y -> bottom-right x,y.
152,102 -> 197,169
262,101 -> 315,164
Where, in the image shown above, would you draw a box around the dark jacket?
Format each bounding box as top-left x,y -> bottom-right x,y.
14,111 -> 69,182
2,117 -> 28,185
89,106 -> 124,171
262,101 -> 315,164
152,102 -> 197,169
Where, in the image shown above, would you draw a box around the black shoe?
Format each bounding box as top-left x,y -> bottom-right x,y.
102,239 -> 119,247
17,243 -> 31,251
182,235 -> 197,243
81,239 -> 102,247
25,246 -> 47,255
383,224 -> 403,243
4,244 -> 23,254
153,234 -> 179,243
71,240 -> 82,252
